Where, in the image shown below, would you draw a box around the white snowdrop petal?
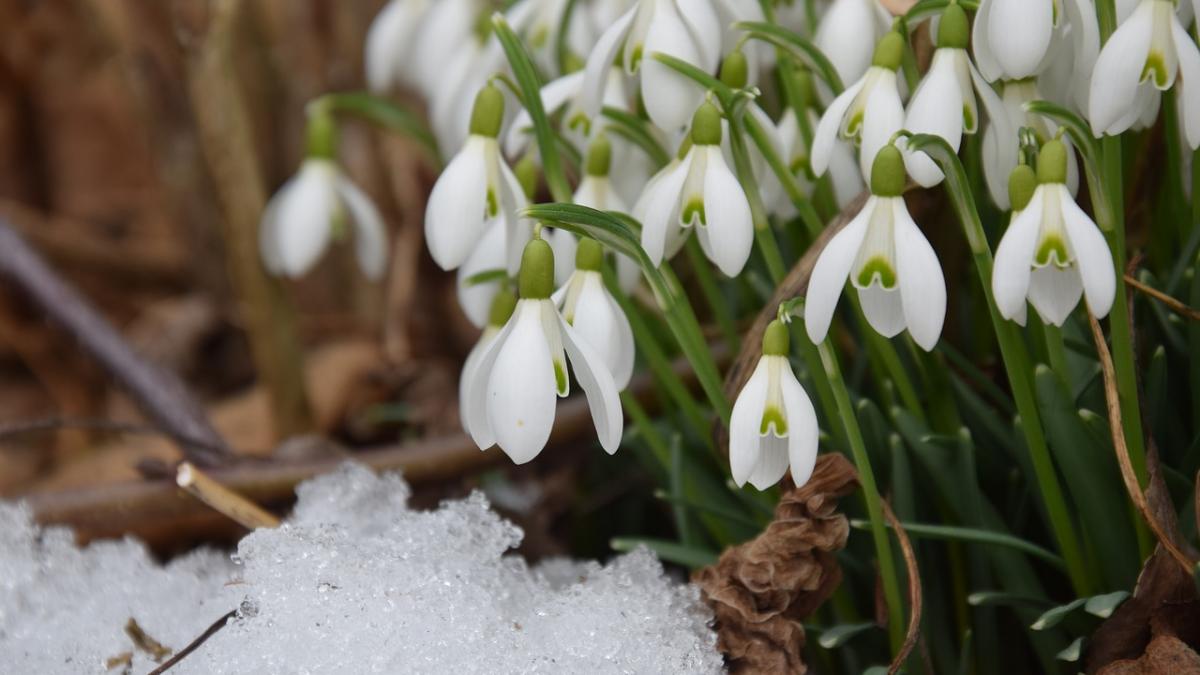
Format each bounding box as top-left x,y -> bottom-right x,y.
558,314 -> 624,454
365,0 -> 414,93
1088,2 -> 1155,136
548,228 -> 579,288
893,199 -> 946,351
729,359 -> 770,488
616,253 -> 642,293
748,434 -> 790,491
779,366 -> 819,488
581,8 -> 636,119
805,201 -> 872,344
637,158 -> 692,266
992,189 -> 1046,321
498,159 -> 531,276
829,139 -> 867,209
488,303 -> 558,464
465,314 -> 520,449
425,138 -> 489,270
816,0 -> 880,87
811,78 -> 867,177
700,148 -> 754,277
903,52 -> 964,187
1059,187 -> 1116,318
456,219 -> 507,328
1028,264 -> 1084,326
505,72 -> 585,157
259,186 -> 286,275
972,0 -> 1002,82
971,63 -> 1018,204
641,2 -> 706,131
989,0 -> 1054,79
858,73 -> 905,182
336,176 -> 389,280
1171,20 -> 1200,150
673,0 -> 722,70
570,273 -> 629,388
858,284 -> 906,338
276,162 -> 338,278
459,327 -> 499,433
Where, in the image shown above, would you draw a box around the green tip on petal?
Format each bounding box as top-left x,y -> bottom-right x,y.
1036,140 -> 1068,185
515,155 -> 539,200
1008,164 -> 1038,211
305,108 -> 339,160
487,287 -> 518,326
719,49 -> 749,89
870,145 -> 906,197
575,237 -> 604,271
519,236 -> 555,299
872,31 -> 906,71
469,84 -> 505,138
691,102 -> 723,146
937,4 -> 970,50
585,134 -> 612,177
762,320 -> 790,357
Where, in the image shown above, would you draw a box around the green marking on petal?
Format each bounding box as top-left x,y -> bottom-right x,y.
486,187 -> 499,218
1035,235 -> 1071,267
963,105 -> 976,134
682,198 -> 706,227
554,360 -> 568,395
567,112 -> 591,136
856,256 -> 898,289
845,110 -> 864,138
760,406 -> 788,436
1143,51 -> 1168,88
530,26 -> 548,49
630,45 -> 643,71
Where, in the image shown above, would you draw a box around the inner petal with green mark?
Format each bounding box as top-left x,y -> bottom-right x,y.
759,406 -> 788,437
567,111 -> 591,136
486,187 -> 499,218
1142,51 -> 1168,88
553,359 -> 568,396
681,198 -> 706,227
1034,234 -> 1072,268
856,256 -> 898,289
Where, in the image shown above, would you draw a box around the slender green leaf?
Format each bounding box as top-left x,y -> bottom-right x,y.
967,591 -> 1053,609
601,107 -> 671,168
1057,637 -> 1085,662
319,92 -> 440,164
851,519 -> 1066,569
735,21 -> 845,94
1030,598 -> 1086,630
817,622 -> 878,649
463,268 -> 508,287
1084,591 -> 1129,618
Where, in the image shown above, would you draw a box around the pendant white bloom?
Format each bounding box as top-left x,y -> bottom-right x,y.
572,136 -> 641,292
580,0 -> 721,131
811,31 -> 906,183
426,84 -> 528,273
464,237 -> 623,464
981,79 -> 1079,209
638,102 -> 753,276
903,4 -> 1015,187
814,0 -> 893,100
971,0 -> 1057,81
1088,0 -> 1200,149
805,145 -> 947,351
503,67 -> 630,158
260,158 -> 387,280
993,141 -> 1115,326
730,320 -> 819,490
365,0 -> 431,93
552,238 -> 636,389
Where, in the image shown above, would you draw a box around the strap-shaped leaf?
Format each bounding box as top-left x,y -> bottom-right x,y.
601,106 -> 671,168
318,92 -> 440,165
734,21 -> 845,95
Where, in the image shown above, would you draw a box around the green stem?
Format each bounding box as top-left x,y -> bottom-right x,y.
1041,323 -> 1071,388
315,92 -> 440,166
728,112 -> 788,281
685,238 -> 740,352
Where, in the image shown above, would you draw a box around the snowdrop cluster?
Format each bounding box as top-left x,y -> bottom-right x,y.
254,0 -> 1196,490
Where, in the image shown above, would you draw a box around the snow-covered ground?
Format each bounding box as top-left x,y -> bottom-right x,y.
0,463 -> 722,674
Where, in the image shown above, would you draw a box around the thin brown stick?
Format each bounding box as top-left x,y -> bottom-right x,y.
145,609 -> 237,675
1088,311 -> 1195,574
177,462 -> 281,529
0,416 -> 232,457
0,220 -> 230,467
1124,274 -> 1200,321
881,500 -> 922,675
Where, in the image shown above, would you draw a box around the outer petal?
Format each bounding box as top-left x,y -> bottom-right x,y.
674,0 -> 722,70
972,0 -> 1002,82
1088,2 -> 1155,136
1172,21 -> 1200,150
570,273 -> 633,388
505,72 -> 585,157
904,51 -> 964,186
275,161 -> 337,278
498,159 -> 532,276
893,199 -> 946,350
559,314 -> 624,454
858,72 -> 905,181
973,64 -> 1017,209
1065,0 -> 1101,113
816,0 -> 880,87
700,148 -> 754,277
547,227 -> 579,288
805,200 -> 872,344
425,137 -> 488,270
641,1 -> 707,131
459,327 -> 499,434
988,0 -> 1054,79
456,219 -> 506,328
365,0 -> 423,92
581,7 -> 636,119
464,313 -> 520,449
487,302 -> 558,464
336,175 -> 389,280
779,366 -> 819,488
992,189 -> 1046,320
636,158 -> 691,266
811,77 -> 867,177
729,359 -> 770,488
1059,187 -> 1116,318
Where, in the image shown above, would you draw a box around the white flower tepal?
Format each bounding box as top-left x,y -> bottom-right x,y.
553,238 -> 636,389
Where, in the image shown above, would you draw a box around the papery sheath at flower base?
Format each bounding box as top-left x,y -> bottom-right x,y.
552,238 -> 636,389
805,144 -> 947,351
729,319 -> 819,490
992,141 -> 1116,326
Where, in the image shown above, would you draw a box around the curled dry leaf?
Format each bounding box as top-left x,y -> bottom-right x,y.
694,454 -> 858,674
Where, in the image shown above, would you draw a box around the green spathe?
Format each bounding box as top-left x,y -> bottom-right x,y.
519,237 -> 555,299
1009,164 -> 1038,212
763,320 -> 790,357
469,84 -> 505,138
575,237 -> 604,272
937,4 -> 970,50
872,31 -> 905,71
1037,140 -> 1068,185
586,135 -> 613,177
488,288 -> 518,327
871,145 -> 906,197
691,102 -> 723,146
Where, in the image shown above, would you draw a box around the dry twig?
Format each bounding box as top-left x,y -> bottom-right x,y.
1124,273 -> 1200,321
145,609 -> 237,675
176,462 -> 280,529
881,501 -> 922,675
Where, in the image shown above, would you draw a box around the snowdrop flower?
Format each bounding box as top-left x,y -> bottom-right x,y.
811,31 -> 906,183
777,68 -> 865,210
1034,0 -> 1101,114
729,320 -> 819,490
426,84 -> 528,273
971,0 -> 1058,81
981,78 -> 1079,209
504,66 -> 630,158
580,0 -> 722,132
805,145 -> 947,351
459,287 -> 517,420
408,0 -> 483,99
365,0 -> 431,93
464,236 -> 623,463
260,114 -> 387,280
814,0 -> 893,99
571,136 -> 641,292
552,238 -> 636,388
638,102 -> 753,276
903,4 -> 1014,187
1088,0 -> 1200,149
506,0 -> 599,72
993,141 -> 1115,326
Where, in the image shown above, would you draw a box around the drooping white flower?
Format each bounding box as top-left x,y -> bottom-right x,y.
580,0 -> 722,132
729,319 -> 819,490
365,0 -> 432,93
505,0 -> 601,74
260,159 -> 387,280
779,107 -> 865,211
1088,0 -> 1200,149
805,145 -> 947,351
408,0 -> 484,98
903,4 -> 1015,187
464,237 -> 623,464
813,0 -> 893,100
571,136 -> 641,292
1033,0 -> 1101,114
971,0 -> 1057,82
552,238 -> 636,388
980,78 -> 1079,210
811,31 -> 907,183
993,141 -> 1115,326
426,84 -> 529,273
428,35 -> 507,156
459,288 -> 517,420
504,67 -> 630,158
638,102 -> 754,276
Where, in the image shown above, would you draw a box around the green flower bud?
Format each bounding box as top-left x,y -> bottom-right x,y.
515,155 -> 539,200
690,102 -> 723,146
1036,139 -> 1068,185
575,237 -> 604,272
1008,164 -> 1038,212
870,145 -> 907,197
872,31 -> 905,71
937,4 -> 970,50
469,84 -> 505,138
305,107 -> 338,160
762,319 -> 790,357
519,235 -> 556,299
487,287 -> 518,327
720,49 -> 749,89
585,134 -> 613,177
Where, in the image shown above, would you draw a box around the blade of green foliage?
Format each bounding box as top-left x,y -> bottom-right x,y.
817,623 -> 878,649
734,22 -> 844,94
319,92 -> 440,164
1030,598 -> 1087,630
